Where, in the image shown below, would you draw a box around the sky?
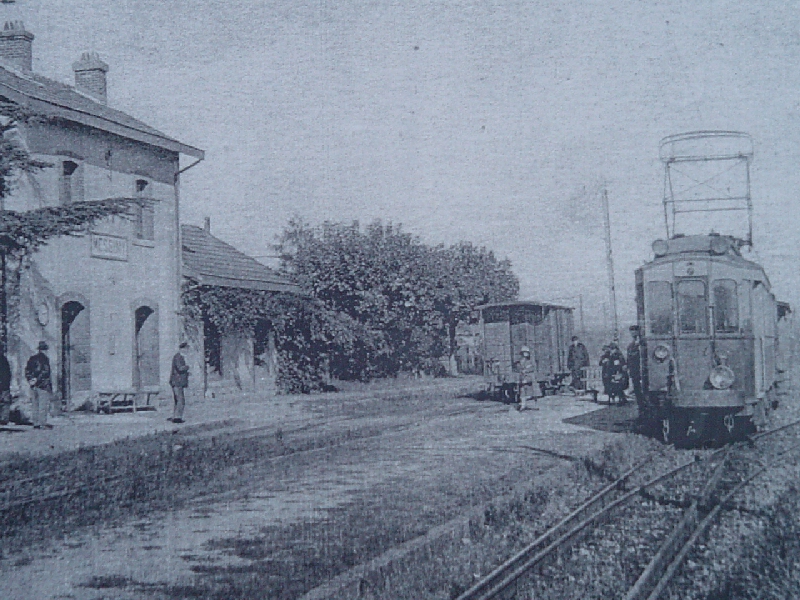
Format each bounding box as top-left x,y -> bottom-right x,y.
6,0 -> 800,331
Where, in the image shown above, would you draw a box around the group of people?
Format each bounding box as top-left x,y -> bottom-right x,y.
513,327 -> 643,410
0,340 -> 192,429
599,325 -> 643,404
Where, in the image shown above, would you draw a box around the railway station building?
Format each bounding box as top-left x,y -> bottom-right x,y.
0,22 -> 204,408
180,222 -> 300,398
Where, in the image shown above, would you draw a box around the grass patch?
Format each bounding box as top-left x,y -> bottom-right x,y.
706,482 -> 800,599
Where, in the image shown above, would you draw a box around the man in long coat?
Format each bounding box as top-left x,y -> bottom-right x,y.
0,350 -> 11,425
567,336 -> 590,390
627,325 -> 644,405
25,341 -> 52,429
169,342 -> 190,423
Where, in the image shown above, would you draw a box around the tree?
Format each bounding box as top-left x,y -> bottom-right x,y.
278,219 -> 519,379
434,242 -> 519,369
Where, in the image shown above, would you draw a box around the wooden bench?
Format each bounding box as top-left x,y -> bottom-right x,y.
581,366 -> 603,402
97,387 -> 160,414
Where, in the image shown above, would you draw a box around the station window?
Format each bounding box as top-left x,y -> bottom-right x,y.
646,281 -> 673,335
133,179 -> 155,241
713,279 -> 739,333
677,279 -> 707,334
59,160 -> 80,204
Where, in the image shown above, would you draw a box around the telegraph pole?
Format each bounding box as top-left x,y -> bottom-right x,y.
601,189 -> 619,340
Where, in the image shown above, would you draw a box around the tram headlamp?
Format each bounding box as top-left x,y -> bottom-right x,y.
652,239 -> 669,257
709,365 -> 735,390
653,344 -> 670,363
710,236 -> 730,255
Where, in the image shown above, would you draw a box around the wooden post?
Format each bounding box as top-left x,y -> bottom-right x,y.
601,189 -> 619,340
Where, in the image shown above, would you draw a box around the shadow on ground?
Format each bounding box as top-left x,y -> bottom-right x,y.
563,402 -> 639,434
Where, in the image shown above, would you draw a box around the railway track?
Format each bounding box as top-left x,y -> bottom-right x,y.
455,419 -> 800,600
0,402 -> 487,516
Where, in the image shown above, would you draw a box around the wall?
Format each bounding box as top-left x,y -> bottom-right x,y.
6,122 -> 181,406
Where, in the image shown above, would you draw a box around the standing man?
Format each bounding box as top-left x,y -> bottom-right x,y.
0,350 -> 11,426
627,325 -> 644,406
515,346 -> 540,411
25,341 -> 52,429
169,341 -> 190,424
599,344 -> 612,398
567,335 -> 590,391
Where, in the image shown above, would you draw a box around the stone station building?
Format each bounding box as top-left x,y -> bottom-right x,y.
0,22 -> 204,409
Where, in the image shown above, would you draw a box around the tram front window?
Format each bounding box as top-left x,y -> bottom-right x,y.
677,280 -> 707,334
713,279 -> 739,333
646,281 -> 673,335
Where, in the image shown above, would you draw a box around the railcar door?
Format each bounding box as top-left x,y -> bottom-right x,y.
675,278 -> 713,391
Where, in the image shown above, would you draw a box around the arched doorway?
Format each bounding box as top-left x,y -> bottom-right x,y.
134,305 -> 159,389
61,300 -> 91,402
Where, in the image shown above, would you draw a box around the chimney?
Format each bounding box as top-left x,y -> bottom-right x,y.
72,52 -> 109,104
0,21 -> 33,72
204,217 -> 211,233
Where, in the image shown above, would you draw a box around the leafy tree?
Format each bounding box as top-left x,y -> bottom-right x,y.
435,241 -> 520,365
278,219 -> 519,379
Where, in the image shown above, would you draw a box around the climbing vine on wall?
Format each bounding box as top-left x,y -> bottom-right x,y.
181,283 -> 362,393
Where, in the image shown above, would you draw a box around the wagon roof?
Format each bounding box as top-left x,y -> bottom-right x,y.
476,300 -> 573,311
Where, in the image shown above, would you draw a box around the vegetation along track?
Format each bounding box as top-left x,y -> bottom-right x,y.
0,400 -> 484,551
455,419 -> 800,600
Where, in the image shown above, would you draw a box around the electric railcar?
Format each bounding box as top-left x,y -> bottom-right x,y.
635,234 -> 789,446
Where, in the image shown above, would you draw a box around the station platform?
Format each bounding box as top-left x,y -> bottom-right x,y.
0,378 -> 484,462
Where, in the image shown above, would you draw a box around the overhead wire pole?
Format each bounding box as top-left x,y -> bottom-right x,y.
601,188 -> 619,341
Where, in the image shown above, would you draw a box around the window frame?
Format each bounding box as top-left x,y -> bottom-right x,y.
712,278 -> 739,335
59,160 -> 81,205
133,178 -> 155,241
645,280 -> 674,336
676,278 -> 709,336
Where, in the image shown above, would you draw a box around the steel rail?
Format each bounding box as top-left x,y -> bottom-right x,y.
642,438 -> 800,600
624,449 -> 732,600
453,451 -> 706,600
456,419 -> 800,600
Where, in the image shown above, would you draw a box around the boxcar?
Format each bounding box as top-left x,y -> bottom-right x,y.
635,233 -> 789,446
478,301 -> 574,400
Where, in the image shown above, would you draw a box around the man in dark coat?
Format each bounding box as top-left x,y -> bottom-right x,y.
25,341 -> 53,429
567,336 -> 590,391
626,325 -> 644,406
599,345 -> 612,397
606,342 -> 629,404
169,342 -> 190,423
0,350 -> 11,425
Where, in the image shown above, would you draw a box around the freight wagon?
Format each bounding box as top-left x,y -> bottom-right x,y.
478,301 -> 574,401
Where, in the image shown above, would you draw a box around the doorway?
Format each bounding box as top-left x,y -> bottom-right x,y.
61,300 -> 90,402
134,306 -> 159,389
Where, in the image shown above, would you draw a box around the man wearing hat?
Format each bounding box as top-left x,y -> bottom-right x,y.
567,335 -> 590,391
627,325 -> 644,405
0,349 -> 11,426
25,341 -> 53,429
169,341 -> 190,423
515,346 -> 540,411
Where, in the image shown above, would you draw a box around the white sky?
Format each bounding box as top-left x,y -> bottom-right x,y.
8,0 -> 800,330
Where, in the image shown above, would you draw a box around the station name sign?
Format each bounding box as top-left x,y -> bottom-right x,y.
90,233 -> 128,261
